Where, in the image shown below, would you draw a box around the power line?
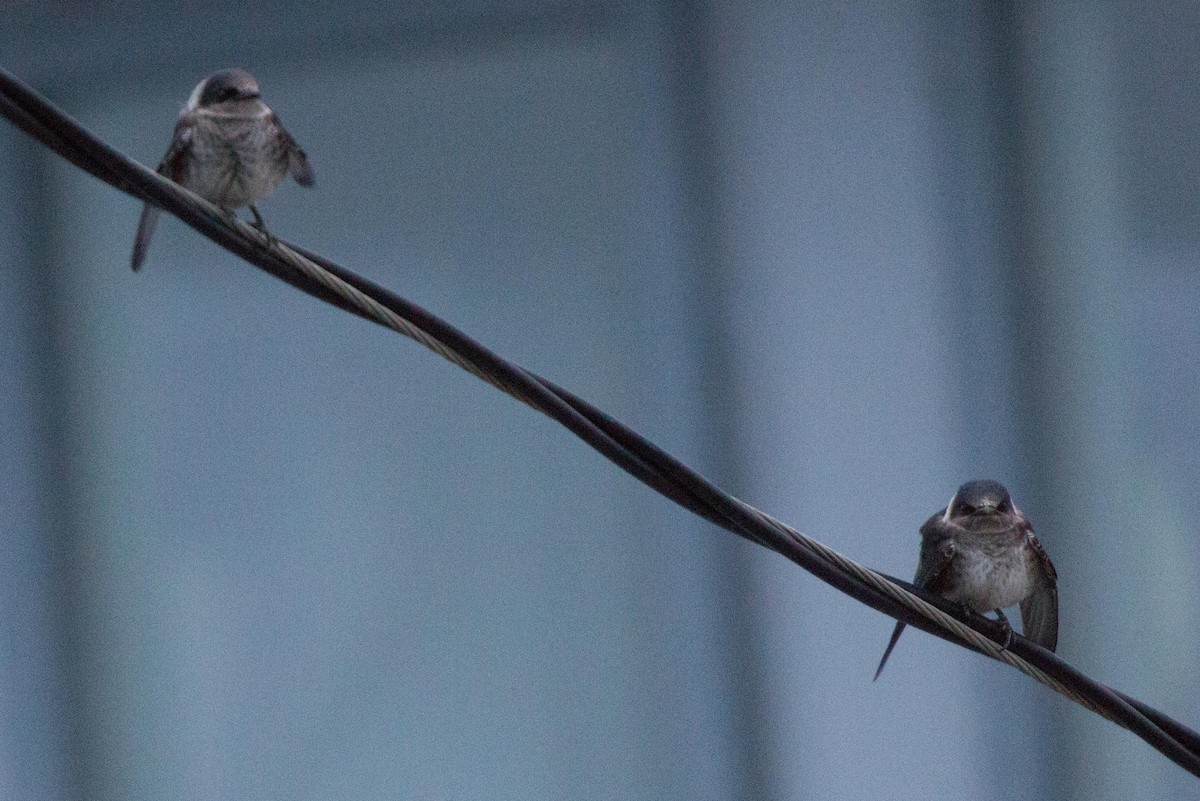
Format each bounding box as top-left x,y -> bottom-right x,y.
2,66 -> 1198,779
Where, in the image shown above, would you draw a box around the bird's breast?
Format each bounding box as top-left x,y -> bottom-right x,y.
181,116 -> 288,208
944,534 -> 1035,612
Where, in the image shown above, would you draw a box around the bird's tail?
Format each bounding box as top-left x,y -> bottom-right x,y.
130,203 -> 160,272
874,620 -> 907,680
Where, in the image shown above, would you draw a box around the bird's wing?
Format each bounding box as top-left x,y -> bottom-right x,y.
273,114 -> 314,187
131,118 -> 193,271
914,514 -> 957,591
1019,528 -> 1059,651
875,514 -> 957,680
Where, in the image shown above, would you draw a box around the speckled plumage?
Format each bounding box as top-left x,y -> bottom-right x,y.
938,524 -> 1038,613
178,107 -> 293,208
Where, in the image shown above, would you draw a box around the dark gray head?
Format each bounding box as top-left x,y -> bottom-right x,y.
191,69 -> 261,109
945,479 -> 1014,520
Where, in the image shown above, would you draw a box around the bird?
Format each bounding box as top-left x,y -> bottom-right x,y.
130,68 -> 314,271
874,479 -> 1058,679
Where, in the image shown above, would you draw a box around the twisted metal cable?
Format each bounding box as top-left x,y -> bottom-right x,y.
3,67 -> 1198,777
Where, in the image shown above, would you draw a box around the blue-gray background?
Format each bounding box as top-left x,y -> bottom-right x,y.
2,2 -> 1198,799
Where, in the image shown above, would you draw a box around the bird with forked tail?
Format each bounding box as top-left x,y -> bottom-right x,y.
131,68 -> 314,272
875,479 -> 1058,679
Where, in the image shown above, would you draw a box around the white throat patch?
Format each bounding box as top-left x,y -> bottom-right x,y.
942,490 -> 958,524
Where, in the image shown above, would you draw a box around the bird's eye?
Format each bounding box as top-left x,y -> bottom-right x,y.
957,503 -> 975,516
222,86 -> 239,101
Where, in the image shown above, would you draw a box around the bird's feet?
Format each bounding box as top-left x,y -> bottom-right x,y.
988,608 -> 1014,649
958,603 -> 1014,650
248,205 -> 278,249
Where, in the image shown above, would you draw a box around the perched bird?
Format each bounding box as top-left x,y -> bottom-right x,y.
874,479 -> 1058,679
131,68 -> 314,271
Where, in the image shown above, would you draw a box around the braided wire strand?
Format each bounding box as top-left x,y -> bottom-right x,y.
256,219 -> 1164,735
